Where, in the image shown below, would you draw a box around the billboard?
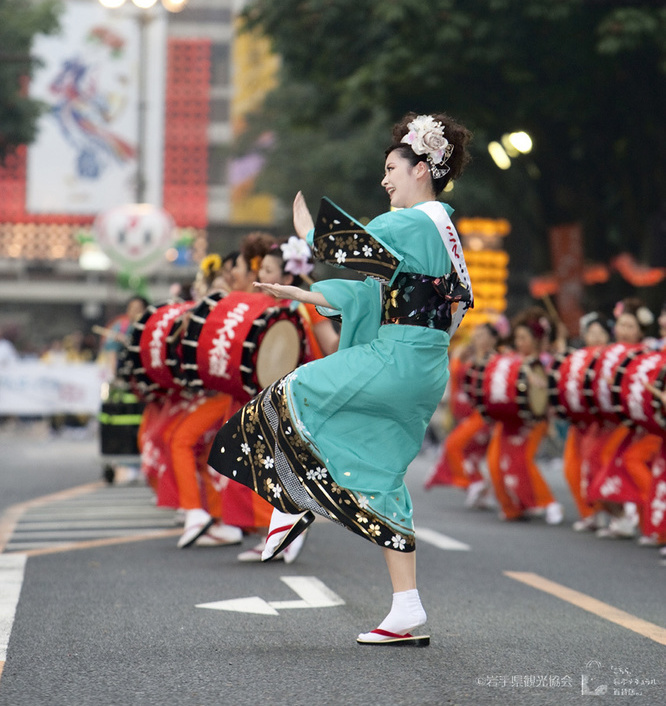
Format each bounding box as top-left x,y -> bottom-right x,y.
26,0 -> 167,214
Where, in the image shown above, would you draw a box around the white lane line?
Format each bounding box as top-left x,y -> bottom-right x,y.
0,554 -> 27,664
23,508 -> 174,519
16,519 -> 176,530
9,529 -> 174,540
416,527 -> 470,551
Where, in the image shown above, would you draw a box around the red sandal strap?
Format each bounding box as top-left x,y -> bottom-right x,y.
266,524 -> 294,540
371,629 -> 413,639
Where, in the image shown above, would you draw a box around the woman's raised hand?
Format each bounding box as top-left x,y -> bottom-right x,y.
293,191 -> 314,240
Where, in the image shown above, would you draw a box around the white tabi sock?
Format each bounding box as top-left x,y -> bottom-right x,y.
358,589 -> 427,641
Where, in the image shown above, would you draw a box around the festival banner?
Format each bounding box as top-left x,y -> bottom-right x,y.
0,362 -> 107,415
26,0 -> 167,214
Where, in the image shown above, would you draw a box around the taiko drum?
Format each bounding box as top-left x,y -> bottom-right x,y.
181,291 -> 306,403
548,347 -> 601,426
612,349 -> 666,435
477,352 -> 549,425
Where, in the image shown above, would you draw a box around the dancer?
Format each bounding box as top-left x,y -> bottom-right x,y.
208,112 -> 473,645
167,254 -> 244,548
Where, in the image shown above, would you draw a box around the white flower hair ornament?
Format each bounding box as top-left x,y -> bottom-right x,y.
401,115 -> 454,179
636,306 -> 654,328
280,236 -> 314,277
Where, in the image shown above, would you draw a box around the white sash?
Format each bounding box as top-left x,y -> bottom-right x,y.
414,202 -> 473,335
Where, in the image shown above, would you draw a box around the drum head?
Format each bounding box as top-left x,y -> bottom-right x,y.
256,320 -> 302,388
526,362 -> 549,418
528,380 -> 549,417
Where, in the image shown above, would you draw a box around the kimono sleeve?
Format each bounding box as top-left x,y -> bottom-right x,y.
310,278 -> 382,350
307,198 -> 403,284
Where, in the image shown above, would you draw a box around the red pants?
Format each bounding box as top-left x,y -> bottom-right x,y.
139,395 -> 191,508
487,420 -> 554,519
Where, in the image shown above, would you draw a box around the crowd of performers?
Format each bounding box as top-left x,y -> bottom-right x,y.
105,109 -> 666,646
114,231 -> 339,563
426,297 -> 666,564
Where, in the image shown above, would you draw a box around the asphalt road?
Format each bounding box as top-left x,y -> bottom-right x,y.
0,421 -> 664,706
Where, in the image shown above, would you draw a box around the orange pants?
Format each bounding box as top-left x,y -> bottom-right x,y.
622,431 -> 662,535
563,425 -> 599,519
168,393 -> 273,529
426,410 -> 488,489
487,420 -> 554,519
167,394 -> 236,516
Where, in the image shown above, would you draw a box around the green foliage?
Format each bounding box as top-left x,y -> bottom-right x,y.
0,0 -> 63,163
238,0 -> 666,267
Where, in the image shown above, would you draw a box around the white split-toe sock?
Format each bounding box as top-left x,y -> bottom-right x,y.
261,508 -> 314,561
357,589 -> 428,644
177,508 -> 215,549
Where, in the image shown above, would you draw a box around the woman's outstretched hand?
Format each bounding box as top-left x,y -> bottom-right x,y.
253,282 -> 332,309
293,191 -> 314,240
253,282 -> 307,301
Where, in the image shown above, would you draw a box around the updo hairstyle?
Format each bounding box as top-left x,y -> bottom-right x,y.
386,111 -> 472,195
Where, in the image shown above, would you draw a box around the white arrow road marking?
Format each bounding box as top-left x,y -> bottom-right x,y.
198,596 -> 280,616
416,527 -> 470,551
196,576 -> 345,615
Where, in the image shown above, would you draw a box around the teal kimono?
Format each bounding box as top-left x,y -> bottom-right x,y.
208,200 -> 467,551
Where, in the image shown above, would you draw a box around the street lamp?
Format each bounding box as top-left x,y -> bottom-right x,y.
98,0 -> 189,202
99,1 -> 188,11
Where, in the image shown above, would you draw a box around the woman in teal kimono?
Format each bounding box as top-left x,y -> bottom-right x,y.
208,112 -> 473,646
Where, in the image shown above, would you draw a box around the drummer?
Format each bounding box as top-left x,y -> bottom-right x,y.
425,322 -> 498,510
592,298 -> 658,541
486,306 -> 564,524
565,312 -> 612,533
258,237 -> 339,359
168,239 -> 279,549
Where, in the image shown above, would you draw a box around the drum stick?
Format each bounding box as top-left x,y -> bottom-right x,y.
540,294 -> 561,323
92,325 -> 127,344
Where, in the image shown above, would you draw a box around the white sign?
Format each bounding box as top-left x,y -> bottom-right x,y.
197,576 -> 345,615
0,362 -> 106,415
26,0 -> 167,213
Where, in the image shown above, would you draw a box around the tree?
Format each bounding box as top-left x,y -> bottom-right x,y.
0,0 -> 62,164
239,0 -> 666,275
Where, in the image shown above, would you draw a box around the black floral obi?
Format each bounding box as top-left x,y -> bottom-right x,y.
382,272 -> 471,332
